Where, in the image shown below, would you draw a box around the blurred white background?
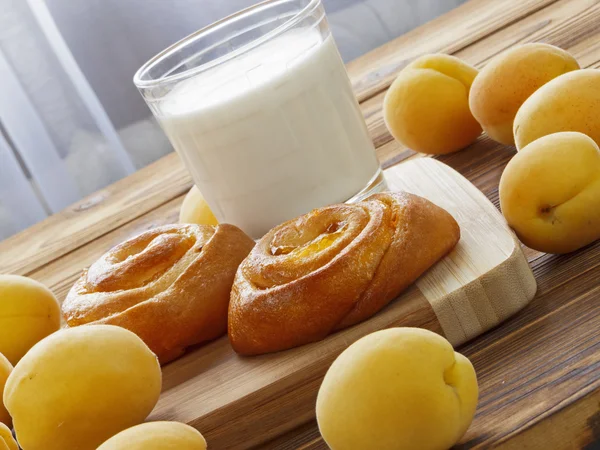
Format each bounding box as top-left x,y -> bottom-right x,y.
0,0 -> 465,240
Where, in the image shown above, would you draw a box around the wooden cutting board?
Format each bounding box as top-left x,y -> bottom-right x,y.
149,158 -> 537,449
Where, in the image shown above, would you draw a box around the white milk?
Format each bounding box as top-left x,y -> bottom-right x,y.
158,28 -> 380,238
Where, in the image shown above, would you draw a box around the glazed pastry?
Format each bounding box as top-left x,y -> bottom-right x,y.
63,224 -> 255,363
229,192 -> 460,355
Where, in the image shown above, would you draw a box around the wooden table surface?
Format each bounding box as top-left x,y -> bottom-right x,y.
1,0 -> 599,448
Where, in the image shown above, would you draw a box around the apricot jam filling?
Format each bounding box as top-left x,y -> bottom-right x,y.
271,222 -> 347,257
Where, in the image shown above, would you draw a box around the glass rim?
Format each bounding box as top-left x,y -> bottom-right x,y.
133,0 -> 322,89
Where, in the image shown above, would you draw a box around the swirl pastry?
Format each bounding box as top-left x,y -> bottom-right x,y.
229,192 -> 460,355
63,224 -> 255,363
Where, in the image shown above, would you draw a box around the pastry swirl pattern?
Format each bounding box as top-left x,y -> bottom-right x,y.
64,223 -> 255,363
229,192 -> 460,355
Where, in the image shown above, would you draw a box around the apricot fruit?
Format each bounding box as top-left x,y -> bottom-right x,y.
0,274 -> 61,365
97,422 -> 207,450
514,69 -> 600,150
470,43 -> 579,145
0,354 -> 11,428
180,185 -> 218,226
0,423 -> 17,450
4,325 -> 161,450
384,54 -> 482,154
500,132 -> 600,254
316,327 -> 478,450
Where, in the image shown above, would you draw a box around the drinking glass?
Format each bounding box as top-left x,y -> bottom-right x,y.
134,0 -> 385,238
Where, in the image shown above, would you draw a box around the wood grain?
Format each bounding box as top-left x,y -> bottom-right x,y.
495,388 -> 600,449
458,0 -> 600,68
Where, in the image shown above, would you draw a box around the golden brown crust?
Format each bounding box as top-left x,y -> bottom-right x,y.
228,192 -> 460,356
63,224 -> 255,364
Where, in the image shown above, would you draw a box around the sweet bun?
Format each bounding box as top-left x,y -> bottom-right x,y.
64,223 -> 255,363
229,192 -> 460,355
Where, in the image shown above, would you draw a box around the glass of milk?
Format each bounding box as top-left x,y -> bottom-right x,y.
134,0 -> 385,238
